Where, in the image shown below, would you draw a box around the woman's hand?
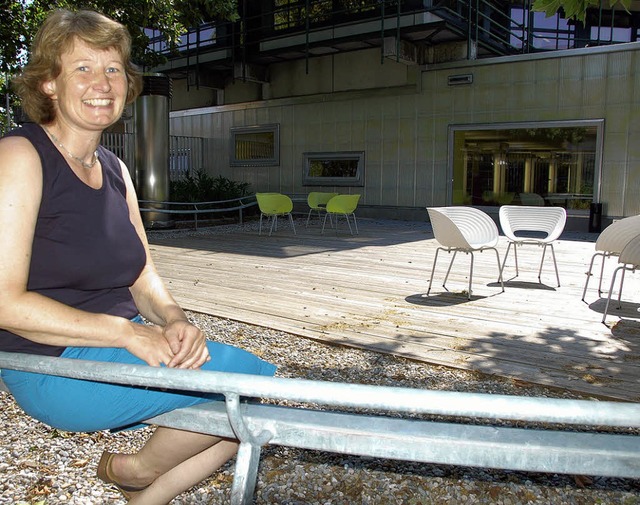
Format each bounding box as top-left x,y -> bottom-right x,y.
125,322 -> 176,367
163,319 -> 211,369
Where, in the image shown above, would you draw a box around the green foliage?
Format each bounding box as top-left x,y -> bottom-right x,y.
532,0 -> 631,23
170,171 -> 251,203
0,1 -> 238,135
0,0 -> 239,72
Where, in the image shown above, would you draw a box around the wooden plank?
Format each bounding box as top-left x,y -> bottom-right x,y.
148,220 -> 640,402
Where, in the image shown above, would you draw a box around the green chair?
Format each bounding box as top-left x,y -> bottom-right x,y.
256,193 -> 296,236
306,192 -> 339,227
322,194 -> 361,235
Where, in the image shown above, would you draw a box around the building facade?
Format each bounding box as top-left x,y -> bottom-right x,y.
152,1 -> 640,229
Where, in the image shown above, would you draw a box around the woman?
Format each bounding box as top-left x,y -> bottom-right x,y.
0,9 -> 276,504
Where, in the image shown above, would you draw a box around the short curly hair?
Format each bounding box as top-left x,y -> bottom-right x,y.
12,9 -> 143,124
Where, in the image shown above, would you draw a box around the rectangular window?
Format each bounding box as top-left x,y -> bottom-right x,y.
303,151 -> 365,187
449,120 -> 604,211
230,124 -> 280,167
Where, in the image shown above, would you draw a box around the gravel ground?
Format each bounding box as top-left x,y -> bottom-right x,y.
1,222 -> 639,504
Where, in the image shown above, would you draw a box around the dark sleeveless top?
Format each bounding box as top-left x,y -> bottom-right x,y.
0,123 -> 147,356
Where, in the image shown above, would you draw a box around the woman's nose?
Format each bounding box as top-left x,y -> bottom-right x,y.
93,71 -> 112,91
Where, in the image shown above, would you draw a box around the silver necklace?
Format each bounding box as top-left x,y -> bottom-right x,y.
43,126 -> 99,169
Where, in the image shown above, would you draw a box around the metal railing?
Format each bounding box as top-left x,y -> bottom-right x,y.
1,350 -> 640,504
147,0 -> 639,70
101,133 -> 206,181
138,195 -> 258,229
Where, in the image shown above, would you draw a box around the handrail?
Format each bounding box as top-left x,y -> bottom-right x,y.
138,195 -> 258,229
0,352 -> 638,428
2,351 -> 640,504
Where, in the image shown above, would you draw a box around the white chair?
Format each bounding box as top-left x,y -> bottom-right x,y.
582,215 -> 640,302
427,207 -> 504,299
498,205 -> 566,287
602,234 -> 640,323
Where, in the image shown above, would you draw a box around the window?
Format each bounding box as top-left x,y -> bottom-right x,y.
448,120 -> 604,210
230,124 -> 280,167
303,151 -> 365,186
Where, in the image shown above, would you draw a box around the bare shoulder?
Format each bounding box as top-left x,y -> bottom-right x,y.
0,134 -> 43,199
0,134 -> 42,180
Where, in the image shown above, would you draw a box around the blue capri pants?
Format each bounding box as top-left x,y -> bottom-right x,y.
1,317 -> 276,432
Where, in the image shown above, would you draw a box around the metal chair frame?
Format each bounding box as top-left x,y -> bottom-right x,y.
427,206 -> 504,300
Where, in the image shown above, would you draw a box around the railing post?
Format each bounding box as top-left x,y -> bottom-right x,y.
230,442 -> 262,505
225,393 -> 274,504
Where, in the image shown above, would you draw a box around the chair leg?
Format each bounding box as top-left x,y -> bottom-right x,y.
269,215 -> 277,236
603,265 -> 626,323
492,247 -> 505,293
427,247 -> 443,296
467,251 -> 474,299
259,214 -> 264,236
352,214 -> 359,235
598,253 -> 612,296
617,269 -> 627,309
288,213 -> 297,235
443,251 -> 458,290
306,209 -> 313,227
582,252 -> 603,301
499,242 -> 512,280
548,244 -> 560,287
513,243 -> 519,277
343,214 -> 354,235
537,244 -> 559,286
321,213 -> 330,234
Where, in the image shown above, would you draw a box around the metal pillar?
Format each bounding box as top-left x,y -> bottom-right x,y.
134,73 -> 172,228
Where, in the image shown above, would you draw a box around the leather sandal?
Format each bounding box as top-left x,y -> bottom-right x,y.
97,451 -> 147,500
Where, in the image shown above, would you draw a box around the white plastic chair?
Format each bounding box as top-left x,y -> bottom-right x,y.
498,205 -> 566,287
427,207 -> 504,299
602,234 -> 640,323
582,215 -> 640,302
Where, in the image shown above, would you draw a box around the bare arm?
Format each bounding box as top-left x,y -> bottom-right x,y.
121,160 -> 210,369
0,136 -> 174,366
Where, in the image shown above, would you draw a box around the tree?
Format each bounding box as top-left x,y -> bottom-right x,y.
532,0 -> 632,23
0,0 -> 238,73
0,0 -> 237,130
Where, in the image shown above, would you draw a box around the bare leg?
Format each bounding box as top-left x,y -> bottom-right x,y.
106,426 -> 238,502
129,439 -> 238,505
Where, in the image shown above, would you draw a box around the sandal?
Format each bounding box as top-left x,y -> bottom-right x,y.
97,451 -> 147,500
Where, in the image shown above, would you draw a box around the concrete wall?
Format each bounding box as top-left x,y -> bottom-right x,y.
169,42 -> 640,226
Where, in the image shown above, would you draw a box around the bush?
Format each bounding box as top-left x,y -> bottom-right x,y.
170,171 -> 251,203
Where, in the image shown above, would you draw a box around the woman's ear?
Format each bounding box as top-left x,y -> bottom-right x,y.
41,81 -> 57,98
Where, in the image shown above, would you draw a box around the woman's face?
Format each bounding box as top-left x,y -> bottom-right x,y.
42,37 -> 128,132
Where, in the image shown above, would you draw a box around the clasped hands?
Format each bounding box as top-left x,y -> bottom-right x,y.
129,319 -> 211,369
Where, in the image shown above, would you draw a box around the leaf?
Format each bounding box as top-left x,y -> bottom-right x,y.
532,0 -> 631,22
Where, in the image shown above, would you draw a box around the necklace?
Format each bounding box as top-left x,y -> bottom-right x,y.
43,126 -> 99,169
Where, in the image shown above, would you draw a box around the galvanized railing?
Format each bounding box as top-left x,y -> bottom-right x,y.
1,351 -> 640,504
138,195 -> 258,229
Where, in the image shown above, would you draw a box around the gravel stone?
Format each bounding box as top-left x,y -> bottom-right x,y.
1,222 -> 639,504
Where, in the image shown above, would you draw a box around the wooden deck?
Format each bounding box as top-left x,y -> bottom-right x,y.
148,218 -> 640,402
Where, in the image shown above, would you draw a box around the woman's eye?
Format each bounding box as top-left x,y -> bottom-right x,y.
107,67 -> 121,74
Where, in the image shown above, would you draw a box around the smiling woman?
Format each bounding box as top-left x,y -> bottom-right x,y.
0,9 -> 276,505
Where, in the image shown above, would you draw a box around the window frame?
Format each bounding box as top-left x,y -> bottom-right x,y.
302,151 -> 366,187
447,119 -> 605,209
230,124 -> 280,167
